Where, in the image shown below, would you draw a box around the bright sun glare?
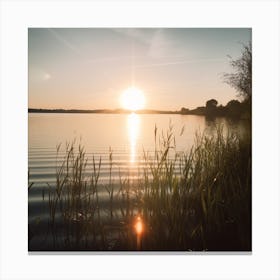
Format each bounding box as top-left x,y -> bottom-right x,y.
120,87 -> 145,111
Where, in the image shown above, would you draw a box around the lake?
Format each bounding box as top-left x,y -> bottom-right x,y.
28,113 -> 248,187
28,113 -> 249,250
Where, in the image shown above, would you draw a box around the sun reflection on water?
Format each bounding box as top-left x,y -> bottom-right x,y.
127,113 -> 140,163
135,216 -> 143,235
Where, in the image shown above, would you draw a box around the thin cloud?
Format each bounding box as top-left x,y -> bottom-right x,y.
48,28 -> 81,55
84,55 -> 134,65
148,29 -> 170,58
135,58 -> 225,69
112,28 -> 152,45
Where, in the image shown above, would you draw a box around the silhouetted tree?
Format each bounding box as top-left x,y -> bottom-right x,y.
205,99 -> 218,116
226,99 -> 242,118
180,107 -> 190,114
206,99 -> 218,108
223,42 -> 252,102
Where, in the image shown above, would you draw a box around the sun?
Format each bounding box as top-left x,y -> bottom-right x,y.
120,87 -> 145,111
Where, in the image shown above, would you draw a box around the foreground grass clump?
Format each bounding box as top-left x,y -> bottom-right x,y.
30,126 -> 251,251
140,127 -> 251,251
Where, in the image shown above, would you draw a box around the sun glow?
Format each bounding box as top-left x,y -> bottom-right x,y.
120,87 -> 145,111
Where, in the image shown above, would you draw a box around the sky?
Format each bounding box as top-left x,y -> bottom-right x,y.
28,28 -> 251,110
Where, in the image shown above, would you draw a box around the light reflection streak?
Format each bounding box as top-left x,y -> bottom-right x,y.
127,113 -> 140,164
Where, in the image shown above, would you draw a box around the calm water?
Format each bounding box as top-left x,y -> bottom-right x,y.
29,113 -> 247,185
28,113 -> 248,249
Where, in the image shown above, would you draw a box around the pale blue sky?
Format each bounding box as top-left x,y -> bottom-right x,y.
28,28 -> 251,110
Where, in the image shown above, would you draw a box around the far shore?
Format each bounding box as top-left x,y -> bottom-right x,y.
28,106 -> 251,120
28,108 -> 188,115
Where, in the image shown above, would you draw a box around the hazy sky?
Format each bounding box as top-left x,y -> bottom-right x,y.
29,28 -> 251,110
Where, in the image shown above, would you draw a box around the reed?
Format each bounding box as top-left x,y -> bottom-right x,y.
31,125 -> 251,251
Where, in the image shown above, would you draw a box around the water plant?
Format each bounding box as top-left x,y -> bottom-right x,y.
29,125 -> 251,251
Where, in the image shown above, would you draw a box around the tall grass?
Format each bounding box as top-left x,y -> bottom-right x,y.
31,126 -> 251,251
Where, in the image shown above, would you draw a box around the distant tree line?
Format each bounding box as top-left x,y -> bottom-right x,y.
180,98 -> 248,119
181,42 -> 252,120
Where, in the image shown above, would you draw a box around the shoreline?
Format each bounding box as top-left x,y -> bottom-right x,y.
28,108 -> 182,114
